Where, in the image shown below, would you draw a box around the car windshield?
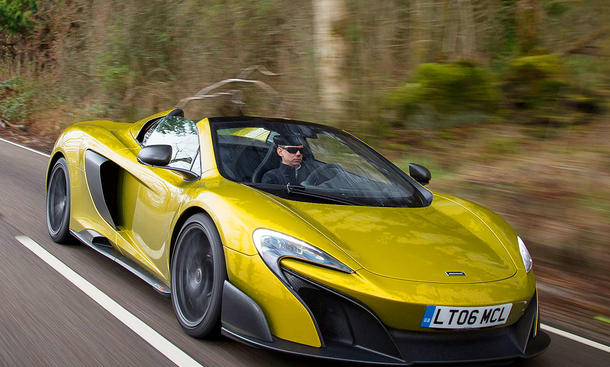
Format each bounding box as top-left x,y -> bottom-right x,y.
210,119 -> 428,207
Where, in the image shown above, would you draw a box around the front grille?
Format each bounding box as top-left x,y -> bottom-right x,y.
282,268 -> 401,358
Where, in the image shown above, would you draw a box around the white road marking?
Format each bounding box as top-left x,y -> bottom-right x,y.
15,235 -> 204,367
541,324 -> 610,353
0,137 -> 51,158
5,135 -> 610,356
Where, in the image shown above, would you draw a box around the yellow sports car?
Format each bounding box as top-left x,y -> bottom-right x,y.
45,108 -> 550,364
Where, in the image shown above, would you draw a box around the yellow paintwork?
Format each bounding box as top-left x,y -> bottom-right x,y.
47,110 -> 537,349
280,194 -> 518,283
281,260 -> 534,331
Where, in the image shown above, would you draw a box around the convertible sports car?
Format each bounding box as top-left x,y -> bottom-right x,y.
45,108 -> 550,364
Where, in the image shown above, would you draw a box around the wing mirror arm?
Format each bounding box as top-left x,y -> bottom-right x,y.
138,145 -> 200,181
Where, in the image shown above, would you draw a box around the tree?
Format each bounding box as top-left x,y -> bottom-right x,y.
0,0 -> 37,35
516,0 -> 541,54
313,0 -> 348,119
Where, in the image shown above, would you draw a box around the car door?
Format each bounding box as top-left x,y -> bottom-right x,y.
115,115 -> 202,282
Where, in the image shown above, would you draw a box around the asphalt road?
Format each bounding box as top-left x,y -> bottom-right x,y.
0,138 -> 608,367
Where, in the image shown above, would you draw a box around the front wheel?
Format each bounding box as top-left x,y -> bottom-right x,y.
171,213 -> 226,338
46,157 -> 71,243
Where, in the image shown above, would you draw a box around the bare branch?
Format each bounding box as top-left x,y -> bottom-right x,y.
178,91 -> 234,104
177,65 -> 283,115
0,117 -> 27,131
190,78 -> 278,98
236,65 -> 281,79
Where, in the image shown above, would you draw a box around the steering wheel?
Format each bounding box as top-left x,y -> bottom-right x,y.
302,164 -> 344,186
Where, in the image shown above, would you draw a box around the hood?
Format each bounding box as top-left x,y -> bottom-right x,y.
282,194 -> 517,284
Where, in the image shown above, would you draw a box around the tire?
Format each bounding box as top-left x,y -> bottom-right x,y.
46,157 -> 71,243
171,213 -> 226,338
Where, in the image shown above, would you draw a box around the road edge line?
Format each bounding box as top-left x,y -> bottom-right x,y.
15,235 -> 204,367
0,137 -> 50,158
541,323 -> 610,353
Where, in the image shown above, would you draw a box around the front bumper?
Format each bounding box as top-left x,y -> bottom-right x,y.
221,269 -> 550,365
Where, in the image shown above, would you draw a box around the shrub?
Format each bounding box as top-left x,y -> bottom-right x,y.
0,0 -> 37,35
384,62 -> 500,129
503,54 -> 602,126
504,54 -> 566,111
0,77 -> 36,122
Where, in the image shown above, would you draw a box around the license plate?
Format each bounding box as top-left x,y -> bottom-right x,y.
420,303 -> 513,329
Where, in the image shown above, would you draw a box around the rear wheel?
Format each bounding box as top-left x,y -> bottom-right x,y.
171,213 -> 226,338
46,157 -> 71,243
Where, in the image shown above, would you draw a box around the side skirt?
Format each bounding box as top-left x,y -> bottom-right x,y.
70,229 -> 170,296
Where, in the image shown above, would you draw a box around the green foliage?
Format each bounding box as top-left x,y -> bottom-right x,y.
384,62 -> 500,128
492,0 -> 518,61
0,0 -> 606,129
565,54 -> 607,93
504,54 -> 566,110
0,77 -> 36,121
544,0 -> 568,18
504,54 -> 602,127
93,1 -> 177,116
0,0 -> 37,34
483,136 -> 521,156
98,22 -> 135,94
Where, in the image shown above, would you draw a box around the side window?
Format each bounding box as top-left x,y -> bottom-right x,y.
142,116 -> 201,174
140,118 -> 162,144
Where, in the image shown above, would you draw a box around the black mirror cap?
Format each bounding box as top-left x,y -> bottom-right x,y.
409,163 -> 431,185
138,145 -> 172,166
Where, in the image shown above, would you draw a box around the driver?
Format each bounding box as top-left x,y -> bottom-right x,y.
262,135 -> 311,185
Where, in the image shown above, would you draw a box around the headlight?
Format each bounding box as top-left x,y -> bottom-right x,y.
517,236 -> 533,273
253,228 -> 353,281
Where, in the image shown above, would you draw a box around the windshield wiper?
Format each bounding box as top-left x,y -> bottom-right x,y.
245,182 -> 359,205
284,184 -> 358,205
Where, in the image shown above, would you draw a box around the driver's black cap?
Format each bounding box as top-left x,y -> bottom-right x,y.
273,135 -> 304,146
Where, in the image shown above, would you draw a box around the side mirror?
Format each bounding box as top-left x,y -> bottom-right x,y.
138,145 -> 172,166
409,163 -> 431,185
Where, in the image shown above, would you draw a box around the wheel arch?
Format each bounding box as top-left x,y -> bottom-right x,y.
46,151 -> 66,190
169,206 -> 221,270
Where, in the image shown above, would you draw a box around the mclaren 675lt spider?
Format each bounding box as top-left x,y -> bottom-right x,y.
45,108 -> 550,365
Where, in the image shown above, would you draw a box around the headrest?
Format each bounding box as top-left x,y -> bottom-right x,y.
168,108 -> 184,117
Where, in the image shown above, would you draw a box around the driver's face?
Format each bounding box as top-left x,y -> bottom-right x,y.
278,145 -> 303,166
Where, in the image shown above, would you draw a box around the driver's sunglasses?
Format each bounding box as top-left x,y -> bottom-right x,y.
280,146 -> 303,154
